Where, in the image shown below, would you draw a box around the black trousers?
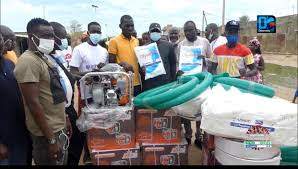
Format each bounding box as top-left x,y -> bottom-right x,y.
134,85 -> 142,97
66,105 -> 86,165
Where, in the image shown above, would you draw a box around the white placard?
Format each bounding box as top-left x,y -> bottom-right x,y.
179,46 -> 203,75
134,43 -> 166,80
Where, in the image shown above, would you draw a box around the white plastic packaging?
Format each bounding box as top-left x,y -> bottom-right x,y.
76,105 -> 133,132
134,43 -> 166,80
171,87 -> 211,121
214,136 -> 280,160
178,46 -> 203,75
200,84 -> 297,146
215,147 -> 281,165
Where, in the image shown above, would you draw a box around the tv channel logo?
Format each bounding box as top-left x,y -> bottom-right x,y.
257,15 -> 276,33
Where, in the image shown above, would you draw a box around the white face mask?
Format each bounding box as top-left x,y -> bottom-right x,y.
208,33 -> 213,41
31,34 -> 54,54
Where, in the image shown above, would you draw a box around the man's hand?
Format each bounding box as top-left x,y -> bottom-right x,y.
97,63 -> 105,70
85,77 -> 93,85
119,62 -> 134,73
239,69 -> 247,77
0,144 -> 8,160
197,55 -> 204,59
66,116 -> 73,139
176,70 -> 184,77
141,66 -> 146,76
48,143 -> 61,160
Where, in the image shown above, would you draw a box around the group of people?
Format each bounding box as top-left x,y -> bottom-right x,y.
0,14 -> 266,165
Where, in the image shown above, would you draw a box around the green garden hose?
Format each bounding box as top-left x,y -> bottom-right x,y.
133,72 -> 275,109
214,77 -> 275,98
153,72 -> 213,110
133,72 -> 213,109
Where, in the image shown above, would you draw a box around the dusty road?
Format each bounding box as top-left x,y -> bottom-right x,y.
263,53 -> 297,68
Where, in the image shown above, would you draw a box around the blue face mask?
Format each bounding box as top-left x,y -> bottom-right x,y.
89,33 -> 102,45
150,32 -> 161,42
226,35 -> 238,45
59,38 -> 68,50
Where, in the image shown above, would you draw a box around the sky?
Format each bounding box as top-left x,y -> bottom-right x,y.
1,0 -> 297,38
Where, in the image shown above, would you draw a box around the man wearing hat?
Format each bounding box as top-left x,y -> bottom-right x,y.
140,23 -> 177,92
209,20 -> 257,78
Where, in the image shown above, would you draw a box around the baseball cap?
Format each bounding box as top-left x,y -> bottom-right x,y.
225,20 -> 240,31
149,23 -> 161,32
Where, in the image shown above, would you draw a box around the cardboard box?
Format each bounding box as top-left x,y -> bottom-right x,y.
141,139 -> 188,165
90,145 -> 141,165
87,109 -> 136,150
136,109 -> 182,144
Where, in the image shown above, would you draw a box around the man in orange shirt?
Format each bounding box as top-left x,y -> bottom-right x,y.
108,15 -> 141,96
0,25 -> 18,65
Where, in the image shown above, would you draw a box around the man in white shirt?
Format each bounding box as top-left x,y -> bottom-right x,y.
177,21 -> 211,148
177,21 -> 212,72
69,21 -> 108,164
70,22 -> 108,79
205,23 -> 227,52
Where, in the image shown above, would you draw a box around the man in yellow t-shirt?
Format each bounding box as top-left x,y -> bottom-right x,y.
0,25 -> 18,65
108,15 -> 141,96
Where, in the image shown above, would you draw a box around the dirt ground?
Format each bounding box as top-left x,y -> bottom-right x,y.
262,53 -> 297,101
262,53 -> 297,68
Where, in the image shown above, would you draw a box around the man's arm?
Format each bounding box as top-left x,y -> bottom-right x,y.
109,53 -> 117,63
242,52 -> 258,77
19,82 -> 60,159
19,83 -> 55,140
69,66 -> 90,80
243,63 -> 258,77
169,44 -> 177,81
208,62 -> 218,75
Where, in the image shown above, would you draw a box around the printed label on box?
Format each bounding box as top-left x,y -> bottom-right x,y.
122,150 -> 138,159
153,118 -> 168,129
116,133 -> 131,145
105,122 -> 121,135
160,155 -> 175,165
171,145 -> 187,154
162,129 -> 177,140
111,160 -> 129,165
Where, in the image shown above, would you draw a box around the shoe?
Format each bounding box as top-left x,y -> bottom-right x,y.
186,138 -> 191,145
194,139 -> 202,149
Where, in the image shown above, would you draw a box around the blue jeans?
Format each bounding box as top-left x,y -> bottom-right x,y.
0,159 -> 9,165
0,144 -> 28,165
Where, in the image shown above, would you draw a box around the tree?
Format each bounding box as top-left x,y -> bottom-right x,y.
239,15 -> 250,29
69,20 -> 82,33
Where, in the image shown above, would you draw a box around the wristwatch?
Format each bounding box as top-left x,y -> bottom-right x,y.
48,138 -> 57,144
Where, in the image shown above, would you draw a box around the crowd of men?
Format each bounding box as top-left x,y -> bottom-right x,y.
0,14 -> 268,165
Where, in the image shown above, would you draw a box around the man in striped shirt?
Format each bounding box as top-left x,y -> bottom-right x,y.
209,20 -> 257,78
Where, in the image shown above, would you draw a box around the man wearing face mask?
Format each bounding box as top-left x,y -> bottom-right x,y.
14,18 -> 69,165
140,23 -> 177,92
69,22 -> 108,164
205,23 -> 227,52
209,20 -> 257,79
57,33 -> 72,69
0,25 -> 18,65
50,22 -> 85,166
108,15 -> 141,96
177,21 -> 211,148
70,22 -> 108,80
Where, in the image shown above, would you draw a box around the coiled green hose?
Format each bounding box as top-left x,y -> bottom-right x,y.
133,72 -> 275,109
